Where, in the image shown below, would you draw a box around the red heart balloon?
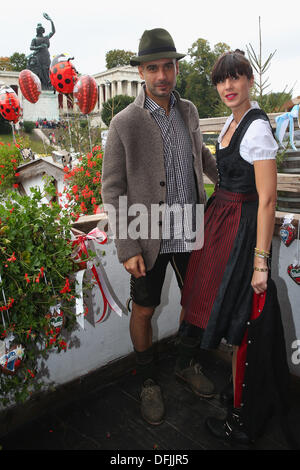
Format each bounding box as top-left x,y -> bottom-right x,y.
287,264 -> 300,285
73,75 -> 98,114
19,69 -> 41,104
0,86 -> 21,123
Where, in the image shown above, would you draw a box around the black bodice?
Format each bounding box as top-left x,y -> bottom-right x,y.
216,109 -> 270,193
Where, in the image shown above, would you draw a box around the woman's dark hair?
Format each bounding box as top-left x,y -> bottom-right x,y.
211,50 -> 253,86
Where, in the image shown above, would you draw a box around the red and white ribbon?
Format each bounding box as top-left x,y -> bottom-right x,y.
72,227 -> 123,328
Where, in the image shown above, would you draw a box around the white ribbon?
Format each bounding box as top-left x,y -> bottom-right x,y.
75,269 -> 86,329
275,104 -> 300,151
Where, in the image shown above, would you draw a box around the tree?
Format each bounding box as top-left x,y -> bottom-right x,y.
105,49 -> 135,69
177,39 -> 231,117
10,52 -> 27,71
246,17 -> 293,112
101,94 -> 135,127
0,57 -> 12,71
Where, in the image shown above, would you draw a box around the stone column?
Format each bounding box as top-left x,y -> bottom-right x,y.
100,84 -> 105,108
63,94 -> 68,111
105,83 -> 111,101
137,82 -> 142,95
117,80 -> 123,95
127,81 -> 132,97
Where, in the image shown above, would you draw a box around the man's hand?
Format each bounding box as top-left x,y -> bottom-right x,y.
123,254 -> 146,278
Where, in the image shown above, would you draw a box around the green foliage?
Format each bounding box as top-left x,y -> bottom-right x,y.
0,115 -> 12,135
257,91 -> 293,113
101,94 -> 135,127
176,39 -> 231,118
9,52 -> 27,72
0,186 -> 78,405
23,121 -> 36,134
105,49 -> 135,69
0,141 -> 23,193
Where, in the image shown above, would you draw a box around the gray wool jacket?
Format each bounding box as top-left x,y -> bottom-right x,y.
102,87 -> 218,271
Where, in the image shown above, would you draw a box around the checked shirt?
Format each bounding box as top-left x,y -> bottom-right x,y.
144,92 -> 198,253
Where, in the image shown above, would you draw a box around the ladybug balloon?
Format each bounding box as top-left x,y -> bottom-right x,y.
19,69 -> 41,104
50,54 -> 78,94
0,86 -> 21,123
74,75 -> 98,114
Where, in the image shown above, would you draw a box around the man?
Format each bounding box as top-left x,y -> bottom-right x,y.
102,28 -> 218,425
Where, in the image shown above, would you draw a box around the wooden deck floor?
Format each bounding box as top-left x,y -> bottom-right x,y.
0,342 -> 299,452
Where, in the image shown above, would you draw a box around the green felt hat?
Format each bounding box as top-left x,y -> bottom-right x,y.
130,28 -> 185,66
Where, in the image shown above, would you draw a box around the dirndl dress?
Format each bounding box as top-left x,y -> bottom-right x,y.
181,109 -> 272,349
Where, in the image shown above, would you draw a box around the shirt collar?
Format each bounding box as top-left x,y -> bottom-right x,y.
144,90 -> 177,114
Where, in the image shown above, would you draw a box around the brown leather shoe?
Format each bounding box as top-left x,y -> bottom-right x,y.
140,379 -> 165,425
175,360 -> 215,398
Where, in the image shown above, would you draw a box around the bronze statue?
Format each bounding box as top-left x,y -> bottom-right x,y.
27,13 -> 55,90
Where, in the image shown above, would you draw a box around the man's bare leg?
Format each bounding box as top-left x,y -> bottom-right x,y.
130,302 -> 155,352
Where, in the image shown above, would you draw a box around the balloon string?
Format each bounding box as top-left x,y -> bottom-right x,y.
87,115 -> 92,153
11,122 -> 16,145
65,96 -> 74,151
297,219 -> 300,265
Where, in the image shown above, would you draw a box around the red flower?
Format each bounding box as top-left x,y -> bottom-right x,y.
0,297 -> 14,312
60,277 -> 71,293
7,252 -> 16,262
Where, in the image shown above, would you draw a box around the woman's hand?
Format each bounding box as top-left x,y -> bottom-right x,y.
251,268 -> 268,294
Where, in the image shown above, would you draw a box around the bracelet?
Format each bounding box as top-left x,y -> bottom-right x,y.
254,253 -> 269,260
254,248 -> 270,258
254,266 -> 268,272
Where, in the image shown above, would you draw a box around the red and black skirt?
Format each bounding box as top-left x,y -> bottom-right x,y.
181,188 -> 259,349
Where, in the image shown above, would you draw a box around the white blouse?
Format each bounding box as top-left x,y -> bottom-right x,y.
218,102 -> 278,164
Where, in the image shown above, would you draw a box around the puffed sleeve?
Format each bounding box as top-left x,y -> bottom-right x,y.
240,119 -> 278,164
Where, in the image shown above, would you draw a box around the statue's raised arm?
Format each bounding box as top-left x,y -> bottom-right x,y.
43,12 -> 56,39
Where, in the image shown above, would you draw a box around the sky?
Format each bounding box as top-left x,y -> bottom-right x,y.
1,0 -> 300,98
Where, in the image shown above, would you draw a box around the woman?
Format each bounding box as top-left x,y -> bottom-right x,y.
28,13 -> 55,90
179,50 -> 290,445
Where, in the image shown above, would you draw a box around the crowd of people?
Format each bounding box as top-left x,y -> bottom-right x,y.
34,118 -> 69,129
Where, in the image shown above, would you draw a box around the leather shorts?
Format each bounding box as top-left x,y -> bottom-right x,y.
130,252 -> 191,308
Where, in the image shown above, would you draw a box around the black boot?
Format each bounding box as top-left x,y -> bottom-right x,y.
220,375 -> 234,407
205,407 -> 252,446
